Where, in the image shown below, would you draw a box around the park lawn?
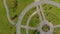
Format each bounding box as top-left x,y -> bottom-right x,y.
6,0 -> 34,23
0,0 -> 16,34
0,0 -> 60,34
6,0 -> 36,34
43,4 -> 60,26
53,28 -> 60,34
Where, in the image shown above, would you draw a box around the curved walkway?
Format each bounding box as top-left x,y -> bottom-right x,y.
3,0 -> 60,34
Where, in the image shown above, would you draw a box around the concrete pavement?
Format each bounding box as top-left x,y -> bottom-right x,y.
3,0 -> 60,34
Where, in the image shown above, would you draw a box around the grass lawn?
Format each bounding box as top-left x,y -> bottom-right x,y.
0,0 -> 16,34
0,0 -> 60,34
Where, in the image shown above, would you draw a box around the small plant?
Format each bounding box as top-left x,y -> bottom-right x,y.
10,0 -> 17,8
10,0 -> 18,12
42,24 -> 50,32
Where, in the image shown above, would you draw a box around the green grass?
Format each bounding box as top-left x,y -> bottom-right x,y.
42,25 -> 50,32
43,4 -> 60,26
0,0 -> 60,34
53,28 -> 60,34
0,0 -> 16,34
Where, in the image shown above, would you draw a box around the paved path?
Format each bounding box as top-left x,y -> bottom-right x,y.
3,0 -> 37,34
3,0 -> 60,34
3,0 -> 16,25
54,25 -> 60,28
